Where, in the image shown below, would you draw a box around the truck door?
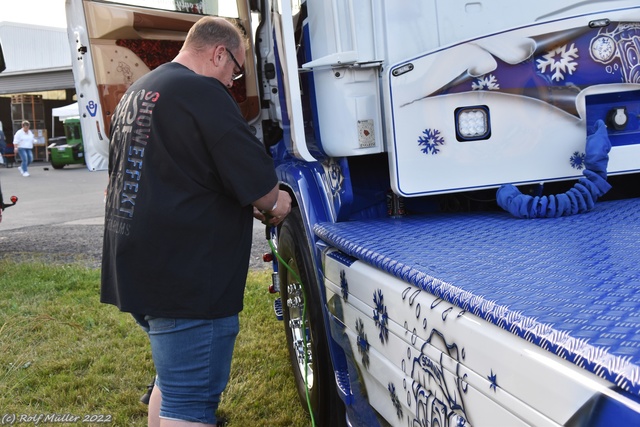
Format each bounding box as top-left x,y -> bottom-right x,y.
266,0 -> 315,161
65,0 -> 260,170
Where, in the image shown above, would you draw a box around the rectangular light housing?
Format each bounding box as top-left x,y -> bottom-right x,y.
455,106 -> 491,141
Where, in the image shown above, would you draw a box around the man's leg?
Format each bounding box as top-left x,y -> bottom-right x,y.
148,384 -> 161,427
147,316 -> 239,426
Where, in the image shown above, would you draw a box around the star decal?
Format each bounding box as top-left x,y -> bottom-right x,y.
488,370 -> 498,392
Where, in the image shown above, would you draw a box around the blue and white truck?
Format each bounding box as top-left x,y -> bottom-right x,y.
67,0 -> 640,425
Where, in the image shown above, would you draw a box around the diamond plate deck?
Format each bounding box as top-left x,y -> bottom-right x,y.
314,197 -> 640,396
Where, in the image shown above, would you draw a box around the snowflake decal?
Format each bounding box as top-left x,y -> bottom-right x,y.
356,318 -> 370,369
471,74 -> 500,91
570,151 -> 586,170
418,128 -> 445,155
536,43 -> 579,82
340,270 -> 348,301
373,289 -> 389,344
388,382 -> 403,419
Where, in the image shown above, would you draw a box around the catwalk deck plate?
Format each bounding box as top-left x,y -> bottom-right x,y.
314,197 -> 640,396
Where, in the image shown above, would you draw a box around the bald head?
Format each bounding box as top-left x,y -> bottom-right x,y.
173,16 -> 247,85
182,16 -> 245,54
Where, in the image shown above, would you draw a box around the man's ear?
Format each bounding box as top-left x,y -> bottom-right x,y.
212,45 -> 226,65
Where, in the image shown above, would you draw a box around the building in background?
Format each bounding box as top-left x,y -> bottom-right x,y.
0,22 -> 76,150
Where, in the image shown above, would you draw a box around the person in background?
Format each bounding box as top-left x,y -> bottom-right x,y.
101,16 -> 291,427
0,181 -> 4,223
13,120 -> 34,177
0,123 -> 6,165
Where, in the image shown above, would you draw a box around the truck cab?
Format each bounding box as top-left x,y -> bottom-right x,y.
67,1 -> 640,425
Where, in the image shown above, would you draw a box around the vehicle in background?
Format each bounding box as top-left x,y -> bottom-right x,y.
47,118 -> 85,169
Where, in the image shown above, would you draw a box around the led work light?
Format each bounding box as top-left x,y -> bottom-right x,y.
455,106 -> 491,141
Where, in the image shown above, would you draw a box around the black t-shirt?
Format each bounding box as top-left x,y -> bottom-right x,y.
101,62 -> 278,319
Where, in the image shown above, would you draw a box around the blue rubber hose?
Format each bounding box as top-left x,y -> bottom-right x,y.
497,120 -> 612,219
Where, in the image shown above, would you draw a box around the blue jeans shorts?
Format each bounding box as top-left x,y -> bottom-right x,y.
133,314 -> 239,424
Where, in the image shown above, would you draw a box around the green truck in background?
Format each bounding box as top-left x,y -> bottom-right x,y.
47,118 -> 85,169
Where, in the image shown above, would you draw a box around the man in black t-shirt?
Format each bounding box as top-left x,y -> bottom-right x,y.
101,16 -> 291,427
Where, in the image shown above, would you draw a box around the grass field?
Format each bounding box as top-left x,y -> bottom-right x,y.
0,261 -> 310,426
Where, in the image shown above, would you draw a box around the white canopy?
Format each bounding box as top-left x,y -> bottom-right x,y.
52,102 -> 80,120
51,102 -> 80,137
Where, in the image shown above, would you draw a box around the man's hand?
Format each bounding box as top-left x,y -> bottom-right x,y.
253,190 -> 291,226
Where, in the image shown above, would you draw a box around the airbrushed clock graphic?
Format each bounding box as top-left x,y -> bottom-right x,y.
590,35 -> 616,63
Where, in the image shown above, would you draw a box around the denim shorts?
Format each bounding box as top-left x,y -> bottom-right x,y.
134,314 -> 239,424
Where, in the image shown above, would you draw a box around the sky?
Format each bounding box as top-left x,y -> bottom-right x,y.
1,0 -> 67,28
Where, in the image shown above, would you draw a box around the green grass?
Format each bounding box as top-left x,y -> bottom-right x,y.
0,261 -> 310,426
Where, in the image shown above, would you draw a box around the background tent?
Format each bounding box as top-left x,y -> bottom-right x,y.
51,102 -> 79,136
